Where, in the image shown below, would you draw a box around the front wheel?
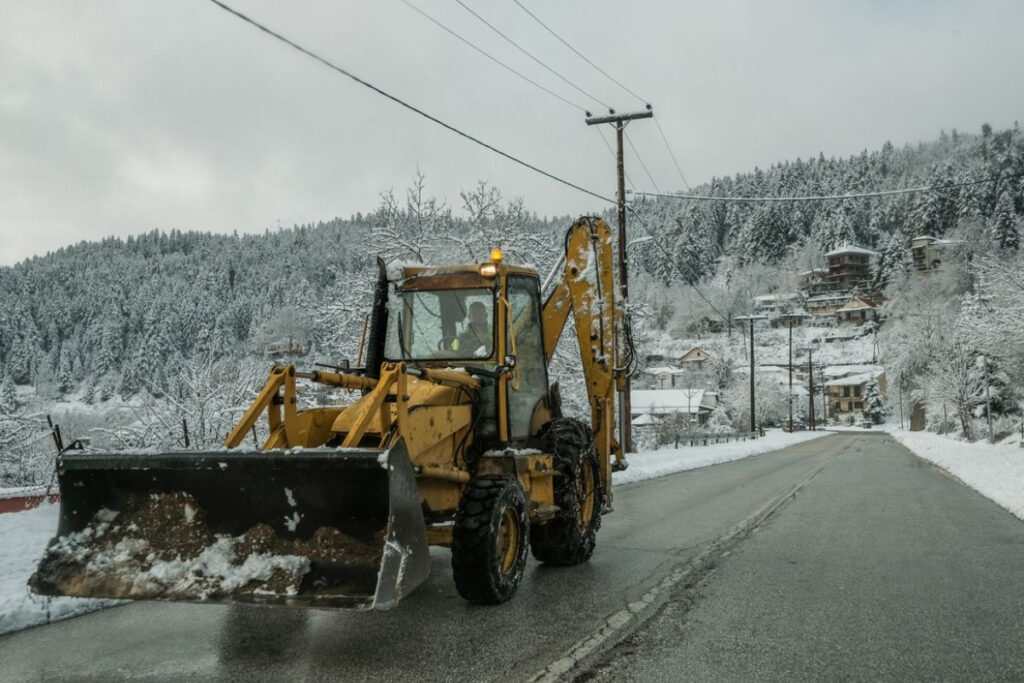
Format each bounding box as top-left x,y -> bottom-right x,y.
452,476 -> 529,605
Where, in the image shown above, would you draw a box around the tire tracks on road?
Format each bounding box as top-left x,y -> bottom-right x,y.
525,434 -> 856,683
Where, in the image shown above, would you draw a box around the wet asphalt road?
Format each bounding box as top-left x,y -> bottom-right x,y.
587,433 -> 1024,682
0,433 -> 843,682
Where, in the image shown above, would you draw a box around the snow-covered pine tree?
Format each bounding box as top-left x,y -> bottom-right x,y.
991,189 -> 1020,251
0,372 -> 17,414
705,401 -> 733,434
863,379 -> 886,423
81,380 -> 95,405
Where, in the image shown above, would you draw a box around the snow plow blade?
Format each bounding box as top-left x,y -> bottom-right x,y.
30,441 -> 430,610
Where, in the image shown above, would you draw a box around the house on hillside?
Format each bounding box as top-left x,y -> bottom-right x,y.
752,292 -> 801,317
799,268 -> 831,295
679,346 -> 713,368
825,244 -> 877,291
266,339 -> 305,358
836,297 -> 878,325
909,235 -> 962,272
825,368 -> 886,415
642,349 -> 716,389
644,366 -> 684,390
630,389 -> 719,427
803,292 -> 848,317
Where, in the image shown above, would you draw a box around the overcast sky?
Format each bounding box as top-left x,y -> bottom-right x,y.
2,1 -> 1023,265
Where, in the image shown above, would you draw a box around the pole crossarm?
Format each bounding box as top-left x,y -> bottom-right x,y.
585,108 -> 654,126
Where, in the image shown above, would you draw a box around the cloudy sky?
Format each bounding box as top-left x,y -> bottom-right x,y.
2,0 -> 1023,265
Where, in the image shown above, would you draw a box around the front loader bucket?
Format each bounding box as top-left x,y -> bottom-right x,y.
30,441 -> 429,610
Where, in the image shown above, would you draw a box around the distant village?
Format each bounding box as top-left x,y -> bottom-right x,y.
630,234 -> 959,436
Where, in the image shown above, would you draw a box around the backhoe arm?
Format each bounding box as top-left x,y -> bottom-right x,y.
541,217 -> 624,489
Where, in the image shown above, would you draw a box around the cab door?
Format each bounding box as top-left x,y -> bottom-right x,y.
506,275 -> 549,441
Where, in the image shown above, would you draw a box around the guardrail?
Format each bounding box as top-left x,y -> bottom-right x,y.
670,431 -> 759,448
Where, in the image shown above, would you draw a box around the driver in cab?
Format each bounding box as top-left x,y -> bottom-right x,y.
452,301 -> 491,355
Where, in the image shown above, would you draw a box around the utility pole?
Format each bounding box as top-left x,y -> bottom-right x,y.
736,315 -> 762,432
806,347 -> 816,430
750,321 -> 756,432
586,106 -> 653,455
820,366 -> 828,425
984,355 -> 993,442
788,321 -> 793,430
779,314 -> 801,430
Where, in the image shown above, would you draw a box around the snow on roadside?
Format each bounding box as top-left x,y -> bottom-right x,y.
613,429 -> 835,486
892,430 -> 1024,521
0,502 -> 117,636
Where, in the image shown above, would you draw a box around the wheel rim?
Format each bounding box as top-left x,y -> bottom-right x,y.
578,459 -> 596,529
497,507 -> 520,573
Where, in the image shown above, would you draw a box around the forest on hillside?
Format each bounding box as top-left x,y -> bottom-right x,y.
2,125 -> 1024,483
632,123 -> 1024,287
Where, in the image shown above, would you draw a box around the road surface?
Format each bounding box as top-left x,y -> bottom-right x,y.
3,433 -> 1023,681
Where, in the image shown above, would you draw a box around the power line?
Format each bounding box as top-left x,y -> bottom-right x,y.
510,0 -> 646,106
507,0 -> 694,192
397,0 -> 584,113
625,205 -> 730,325
453,0 -> 611,112
654,118 -> 691,191
635,171 -> 1024,204
205,0 -> 614,204
624,131 -> 661,194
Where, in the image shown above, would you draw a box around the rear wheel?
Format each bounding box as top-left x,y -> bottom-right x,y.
530,418 -> 604,565
452,476 -> 529,604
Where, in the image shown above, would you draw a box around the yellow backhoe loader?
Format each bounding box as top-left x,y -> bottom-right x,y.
32,216 -> 626,609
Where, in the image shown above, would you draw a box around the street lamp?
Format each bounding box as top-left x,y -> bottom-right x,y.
735,314 -> 767,433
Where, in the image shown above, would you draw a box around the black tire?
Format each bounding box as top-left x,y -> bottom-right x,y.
452,475 -> 529,605
530,417 -> 604,566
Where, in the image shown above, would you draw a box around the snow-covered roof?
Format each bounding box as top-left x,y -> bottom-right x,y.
826,244 -> 877,257
679,346 -> 712,362
632,413 -> 659,426
754,292 -> 800,303
631,389 -> 706,414
825,371 -> 883,387
838,297 -> 876,312
644,365 -> 684,376
804,293 -> 851,303
823,364 -> 884,378
911,235 -> 962,246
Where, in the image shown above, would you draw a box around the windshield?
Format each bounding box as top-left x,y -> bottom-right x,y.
384,287 -> 495,361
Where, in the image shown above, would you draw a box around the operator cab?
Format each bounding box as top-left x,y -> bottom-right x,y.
384,253 -> 551,445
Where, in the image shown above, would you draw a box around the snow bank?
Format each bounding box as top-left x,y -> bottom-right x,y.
613,429 -> 835,486
892,430 -> 1024,521
0,502 -> 116,636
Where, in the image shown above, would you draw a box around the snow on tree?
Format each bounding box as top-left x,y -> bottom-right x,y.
921,337 -> 986,439
0,372 -> 17,414
253,306 -> 314,356
370,169 -> 453,264
991,188 -> 1020,251
81,380 -> 95,406
724,372 -> 790,430
704,401 -> 733,434
863,379 -> 886,423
